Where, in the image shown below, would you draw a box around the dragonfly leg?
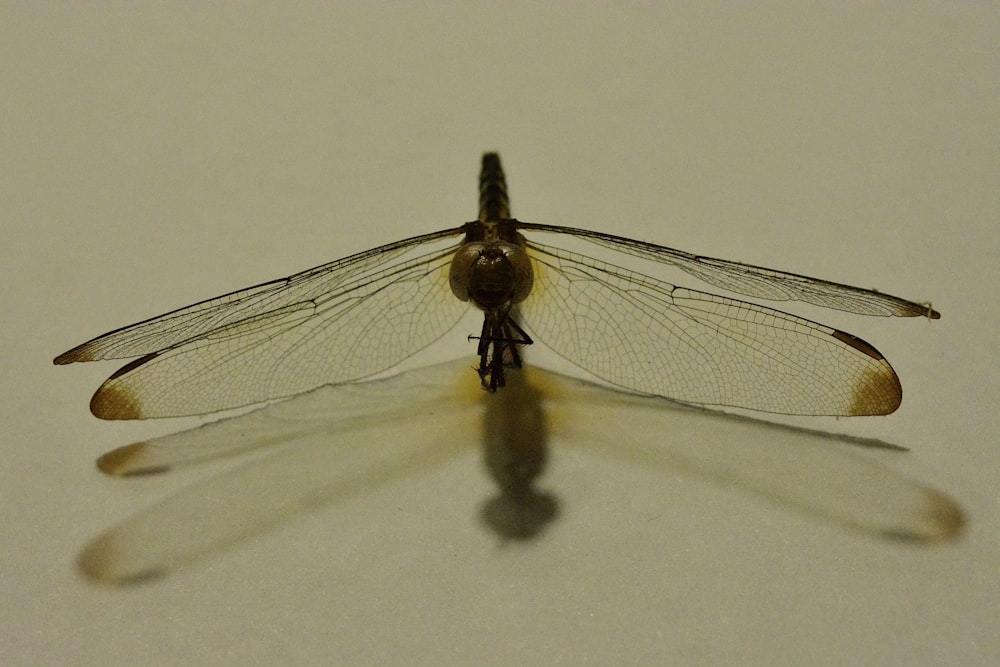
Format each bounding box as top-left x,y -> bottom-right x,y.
473,309 -> 533,392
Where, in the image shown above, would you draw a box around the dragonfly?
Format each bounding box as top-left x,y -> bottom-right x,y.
55,153 -> 938,420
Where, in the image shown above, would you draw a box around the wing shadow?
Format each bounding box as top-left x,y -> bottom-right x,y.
77,360 -> 963,585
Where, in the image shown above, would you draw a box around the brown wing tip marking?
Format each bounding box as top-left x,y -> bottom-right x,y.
97,443 -> 166,476
913,302 -> 941,320
846,366 -> 903,416
90,381 -> 144,420
90,353 -> 160,418
830,330 -> 902,415
54,337 -> 116,364
78,533 -> 165,585
53,349 -> 80,365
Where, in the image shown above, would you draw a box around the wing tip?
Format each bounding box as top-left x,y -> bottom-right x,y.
54,338 -> 113,365
88,354 -> 161,419
894,300 -> 940,319
53,347 -> 84,365
90,382 -> 145,420
917,303 -> 941,320
827,330 -> 902,416
848,365 -> 903,417
848,368 -> 903,416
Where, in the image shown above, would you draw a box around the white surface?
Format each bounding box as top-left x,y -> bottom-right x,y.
3,5 -> 997,665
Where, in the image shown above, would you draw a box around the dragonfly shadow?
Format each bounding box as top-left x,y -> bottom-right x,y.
479,366 -> 559,540
77,360 -> 569,585
76,362 -> 479,584
76,360 -> 962,586
551,375 -> 964,544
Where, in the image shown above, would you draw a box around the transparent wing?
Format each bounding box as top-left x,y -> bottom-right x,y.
78,361 -> 479,584
78,361 -> 961,584
55,227 -> 469,418
520,236 -> 905,416
550,369 -> 962,541
517,222 -> 939,319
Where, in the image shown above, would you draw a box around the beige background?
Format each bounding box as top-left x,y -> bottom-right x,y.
3,4 -> 997,665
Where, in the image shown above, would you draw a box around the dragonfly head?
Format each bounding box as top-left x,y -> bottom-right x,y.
450,241 -> 534,311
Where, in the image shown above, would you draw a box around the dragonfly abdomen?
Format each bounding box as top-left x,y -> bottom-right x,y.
479,152 -> 510,223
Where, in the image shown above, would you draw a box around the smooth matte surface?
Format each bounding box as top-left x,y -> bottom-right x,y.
3,5 -> 997,665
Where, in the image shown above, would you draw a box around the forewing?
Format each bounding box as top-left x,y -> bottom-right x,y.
517,223 -> 938,318
55,228 -> 465,362
520,239 -> 903,416
59,228 -> 470,418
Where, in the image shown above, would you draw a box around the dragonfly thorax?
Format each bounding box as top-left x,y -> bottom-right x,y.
449,241 -> 534,311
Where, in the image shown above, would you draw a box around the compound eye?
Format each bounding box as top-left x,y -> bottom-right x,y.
503,244 -> 534,305
449,243 -> 487,302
